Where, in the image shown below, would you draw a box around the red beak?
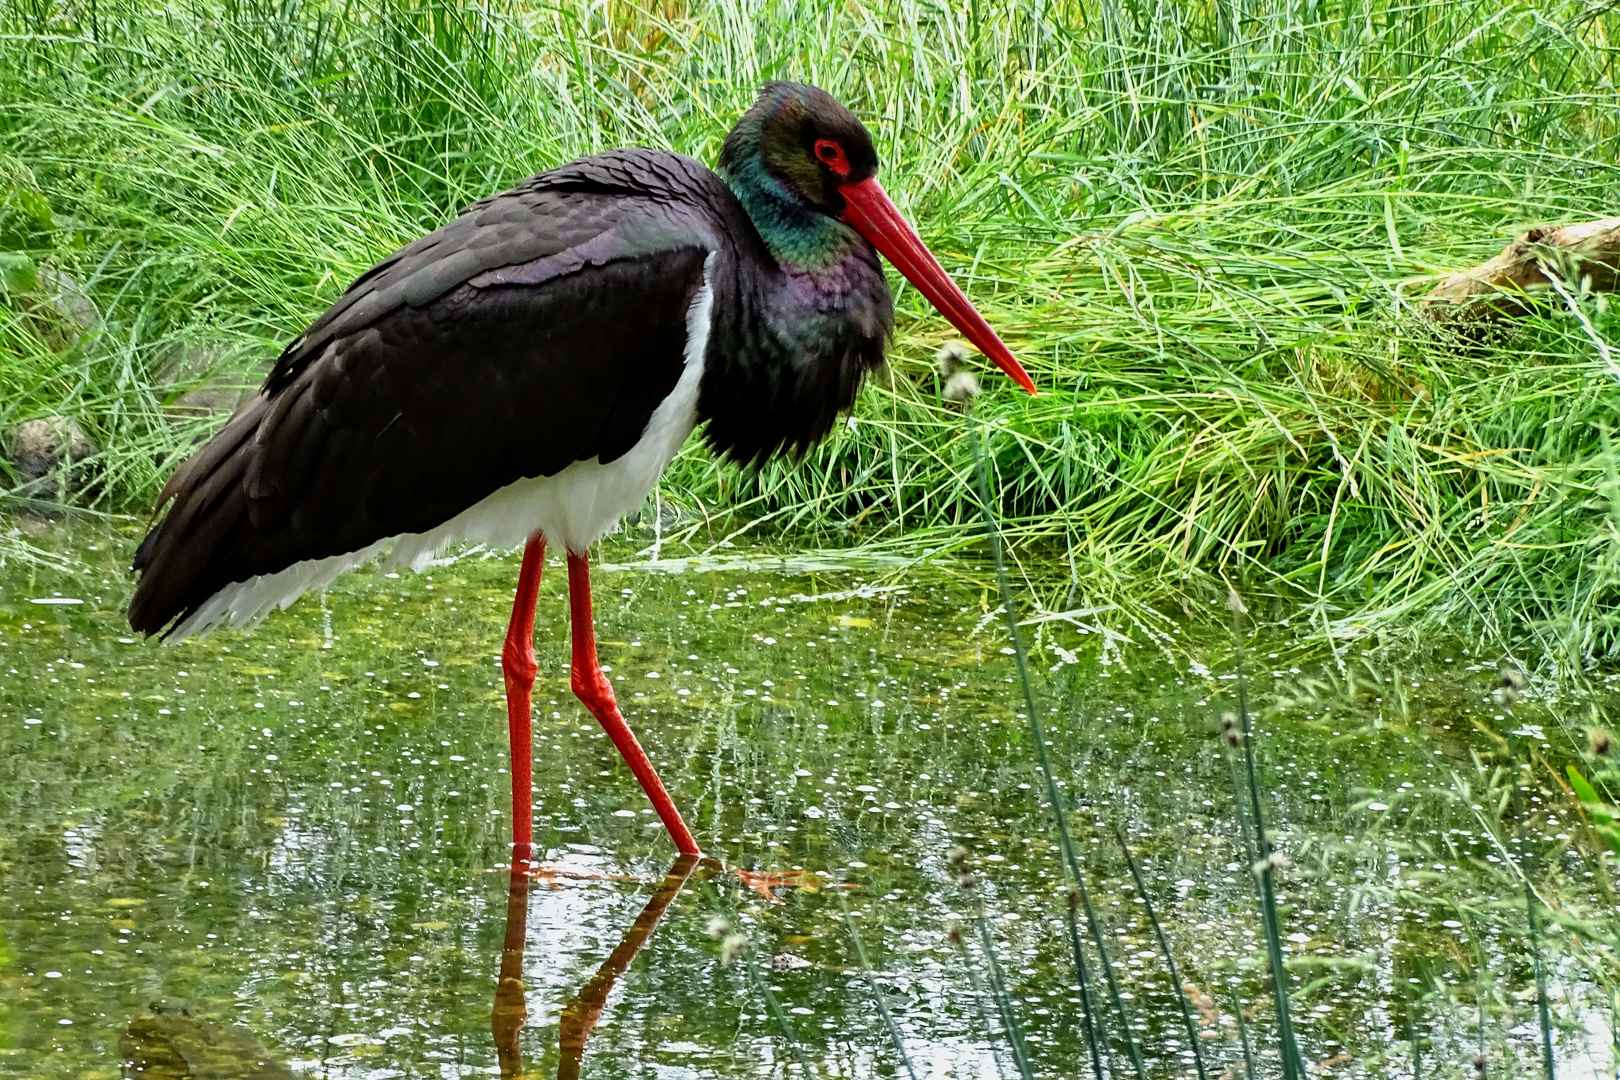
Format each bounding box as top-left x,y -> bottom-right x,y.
839,177 -> 1035,395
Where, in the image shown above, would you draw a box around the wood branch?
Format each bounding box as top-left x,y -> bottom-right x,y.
1421,216 -> 1620,320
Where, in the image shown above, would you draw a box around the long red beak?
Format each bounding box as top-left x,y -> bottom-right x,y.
839,177 -> 1035,395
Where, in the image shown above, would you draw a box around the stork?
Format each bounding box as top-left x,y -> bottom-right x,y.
128,82 -> 1033,859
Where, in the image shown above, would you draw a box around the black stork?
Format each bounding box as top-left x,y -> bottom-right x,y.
127,81 -> 1033,860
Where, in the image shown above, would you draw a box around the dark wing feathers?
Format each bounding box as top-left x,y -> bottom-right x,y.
130,149 -> 726,635
266,151 -> 718,395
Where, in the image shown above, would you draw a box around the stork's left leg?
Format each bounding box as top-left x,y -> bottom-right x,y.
566,550 -> 702,857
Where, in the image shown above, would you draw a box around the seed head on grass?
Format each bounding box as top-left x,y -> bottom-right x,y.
1252,850 -> 1290,877
1222,711 -> 1243,749
936,342 -> 980,404
947,845 -> 977,890
1590,728 -> 1613,757
1495,661 -> 1527,706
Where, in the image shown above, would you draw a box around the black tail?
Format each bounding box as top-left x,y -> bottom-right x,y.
128,395 -> 269,636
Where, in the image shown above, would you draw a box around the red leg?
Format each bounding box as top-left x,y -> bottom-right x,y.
566,550 -> 701,857
502,536 -> 546,855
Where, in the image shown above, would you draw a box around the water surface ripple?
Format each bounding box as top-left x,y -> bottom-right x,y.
0,528 -> 1613,1077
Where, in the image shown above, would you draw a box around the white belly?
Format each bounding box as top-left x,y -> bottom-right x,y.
170,255 -> 715,640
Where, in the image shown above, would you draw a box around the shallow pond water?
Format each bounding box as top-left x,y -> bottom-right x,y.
1,523 -> 1617,1078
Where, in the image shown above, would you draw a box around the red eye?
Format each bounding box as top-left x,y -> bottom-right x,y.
814,138 -> 850,177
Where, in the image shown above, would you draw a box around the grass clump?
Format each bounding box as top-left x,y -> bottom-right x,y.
3,0 -> 1620,657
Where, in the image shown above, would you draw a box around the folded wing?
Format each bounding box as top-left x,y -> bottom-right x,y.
130,152 -> 722,636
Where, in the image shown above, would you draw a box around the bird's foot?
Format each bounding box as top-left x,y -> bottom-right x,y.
503,862 -> 648,887
731,867 -> 855,904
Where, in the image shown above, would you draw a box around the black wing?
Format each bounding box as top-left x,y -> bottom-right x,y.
130,150 -> 725,635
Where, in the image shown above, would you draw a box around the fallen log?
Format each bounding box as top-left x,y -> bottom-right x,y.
1422,216 -> 1620,320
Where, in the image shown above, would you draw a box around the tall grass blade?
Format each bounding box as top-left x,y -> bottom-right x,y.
965,396 -> 1142,1080
838,894 -> 919,1080
1230,981 -> 1257,1080
8,0 -> 1620,659
948,920 -> 1012,1080
1228,599 -> 1305,1078
1112,822 -> 1209,1080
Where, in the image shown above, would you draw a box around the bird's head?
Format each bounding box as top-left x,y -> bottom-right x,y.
720,82 -> 1035,395
720,82 -> 880,214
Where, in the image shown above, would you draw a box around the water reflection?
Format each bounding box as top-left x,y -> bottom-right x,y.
491,848 -> 533,1077
120,1001 -> 295,1080
493,846 -> 701,1077
4,526 -> 1616,1077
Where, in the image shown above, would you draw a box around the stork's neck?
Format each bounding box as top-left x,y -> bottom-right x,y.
696,151 -> 893,470
718,153 -> 862,274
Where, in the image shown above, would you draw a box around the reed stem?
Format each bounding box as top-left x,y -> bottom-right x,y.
967,403 -> 1142,1080
1229,600 -> 1305,1078
975,911 -> 1037,1080
1112,822 -> 1209,1080
1516,772 -> 1557,1080
950,847 -> 1036,1080
1063,886 -> 1110,1080
839,894 -> 919,1080
1231,981 -> 1257,1080
949,921 -> 1013,1080
745,949 -> 813,1078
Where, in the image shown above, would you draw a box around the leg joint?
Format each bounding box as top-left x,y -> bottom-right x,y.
502,639 -> 537,685
571,663 -> 614,712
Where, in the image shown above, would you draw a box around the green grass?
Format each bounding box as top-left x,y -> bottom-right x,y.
4,0 -> 1620,659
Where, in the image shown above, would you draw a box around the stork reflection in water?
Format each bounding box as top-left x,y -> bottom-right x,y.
493,850 -> 701,1076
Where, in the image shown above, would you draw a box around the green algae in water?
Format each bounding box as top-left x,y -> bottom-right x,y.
1,523 -> 1618,1076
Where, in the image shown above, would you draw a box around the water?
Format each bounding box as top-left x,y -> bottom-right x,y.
1,523 -> 1616,1078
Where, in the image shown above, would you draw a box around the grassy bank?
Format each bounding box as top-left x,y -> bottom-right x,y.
3,0 -> 1620,659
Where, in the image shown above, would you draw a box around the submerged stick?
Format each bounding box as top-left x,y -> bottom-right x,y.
949,343 -> 1138,1080
1112,823 -> 1209,1080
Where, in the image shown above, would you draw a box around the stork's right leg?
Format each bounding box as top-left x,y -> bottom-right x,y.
502,536 -> 547,857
